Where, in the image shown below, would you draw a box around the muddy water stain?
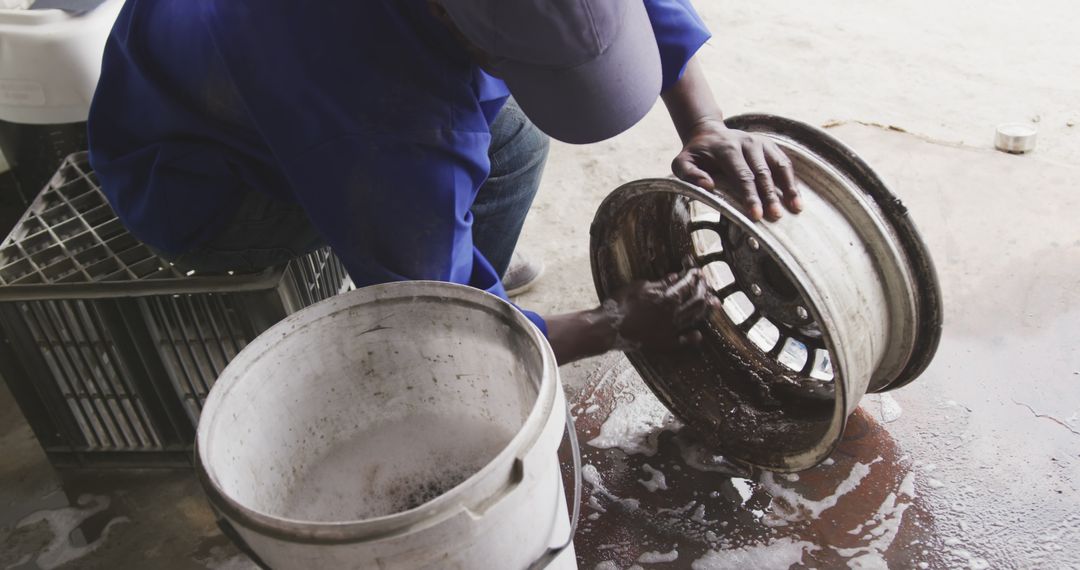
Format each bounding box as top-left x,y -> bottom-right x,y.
563,353 -> 945,569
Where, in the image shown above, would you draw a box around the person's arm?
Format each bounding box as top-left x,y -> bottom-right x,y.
662,58 -> 801,222
545,267 -> 717,364
642,0 -> 800,222
546,309 -> 618,364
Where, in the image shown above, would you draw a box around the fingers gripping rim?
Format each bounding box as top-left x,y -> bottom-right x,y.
724,113 -> 943,391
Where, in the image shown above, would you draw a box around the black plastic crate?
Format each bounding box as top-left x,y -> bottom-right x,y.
0,153 -> 351,468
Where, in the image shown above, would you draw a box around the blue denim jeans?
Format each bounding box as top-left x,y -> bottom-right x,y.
170,99 -> 549,277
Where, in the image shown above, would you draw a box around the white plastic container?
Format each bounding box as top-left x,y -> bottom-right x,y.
0,0 -> 124,124
0,0 -> 124,204
197,281 -> 578,569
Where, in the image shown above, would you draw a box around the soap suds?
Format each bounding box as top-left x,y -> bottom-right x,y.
730,478 -> 754,506
637,548 -> 679,563
761,457 -> 883,522
863,393 -> 903,423
587,386 -> 681,456
656,500 -> 698,517
674,437 -> 749,477
583,463 -> 641,512
638,463 -> 669,492
17,494 -> 130,570
835,471 -> 917,567
690,503 -> 716,525
691,538 -> 817,569
205,552 -> 260,570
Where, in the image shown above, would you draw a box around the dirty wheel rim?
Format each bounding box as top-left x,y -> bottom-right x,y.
725,114 -> 943,391
589,114 -> 942,471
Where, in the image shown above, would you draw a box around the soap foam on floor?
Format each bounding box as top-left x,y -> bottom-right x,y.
16,494 -> 129,570
583,463 -> 641,512
691,538 -> 818,569
730,478 -> 754,506
760,457 -> 883,522
637,463 -> 668,492
587,386 -> 681,456
863,393 -> 904,423
637,547 -> 679,563
834,471 -> 917,568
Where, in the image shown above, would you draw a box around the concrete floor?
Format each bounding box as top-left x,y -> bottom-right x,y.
2,0 -> 1079,568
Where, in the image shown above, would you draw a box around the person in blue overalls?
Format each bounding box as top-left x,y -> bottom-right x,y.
88,0 -> 801,364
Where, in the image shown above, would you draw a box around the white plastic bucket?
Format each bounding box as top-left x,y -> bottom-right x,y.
197,281 -> 579,569
0,0 -> 124,124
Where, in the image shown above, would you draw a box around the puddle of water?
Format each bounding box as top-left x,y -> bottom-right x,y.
570,347 -> 1080,569
691,538 -> 818,569
570,353 -> 943,569
760,457 -> 884,522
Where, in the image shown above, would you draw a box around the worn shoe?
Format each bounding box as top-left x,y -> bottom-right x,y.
502,251 -> 545,296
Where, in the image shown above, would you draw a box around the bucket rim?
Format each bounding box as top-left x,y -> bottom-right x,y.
196,280 -> 560,544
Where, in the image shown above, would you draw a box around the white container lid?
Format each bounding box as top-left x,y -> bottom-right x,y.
994,123 -> 1038,154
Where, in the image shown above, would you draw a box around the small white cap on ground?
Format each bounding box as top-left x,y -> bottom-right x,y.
994,123 -> 1038,154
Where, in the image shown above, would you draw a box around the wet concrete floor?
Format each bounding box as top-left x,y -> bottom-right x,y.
0,124 -> 1077,569
550,126 -> 1080,568
555,126 -> 1080,569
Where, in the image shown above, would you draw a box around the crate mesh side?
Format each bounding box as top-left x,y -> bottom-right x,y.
0,154 -> 183,286
140,293 -> 251,423
0,155 -> 355,466
287,248 -> 352,309
16,299 -> 163,450
139,248 -> 350,423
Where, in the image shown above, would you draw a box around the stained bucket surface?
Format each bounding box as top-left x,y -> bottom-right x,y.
197,281 -> 576,569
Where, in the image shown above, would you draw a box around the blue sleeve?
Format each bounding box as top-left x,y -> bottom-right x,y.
644,0 -> 712,91
520,309 -> 548,336
193,1 -> 549,334
283,130 -> 548,335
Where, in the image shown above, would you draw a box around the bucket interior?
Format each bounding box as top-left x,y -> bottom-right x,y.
200,293 -> 545,523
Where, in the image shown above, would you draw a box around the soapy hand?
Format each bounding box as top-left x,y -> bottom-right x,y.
545,263 -> 719,363
608,266 -> 719,351
671,119 -> 802,222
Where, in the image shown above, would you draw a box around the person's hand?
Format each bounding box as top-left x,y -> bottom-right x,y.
671,118 -> 802,222
609,267 -> 718,351
545,266 -> 718,363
